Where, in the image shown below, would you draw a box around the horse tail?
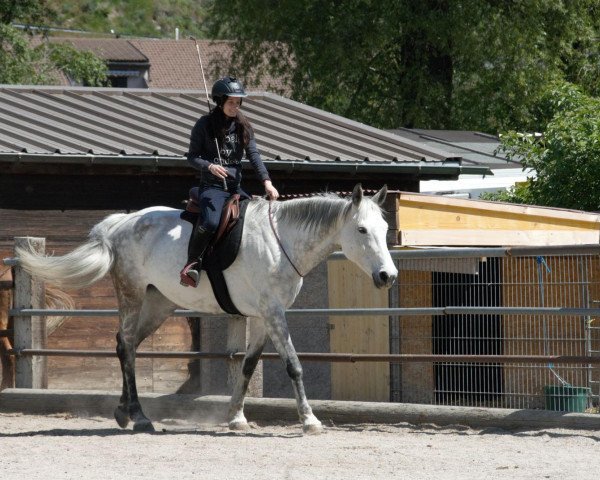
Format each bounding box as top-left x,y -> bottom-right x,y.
15,213 -> 126,290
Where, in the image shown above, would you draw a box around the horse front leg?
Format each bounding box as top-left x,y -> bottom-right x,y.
265,311 -> 323,434
228,316 -> 267,430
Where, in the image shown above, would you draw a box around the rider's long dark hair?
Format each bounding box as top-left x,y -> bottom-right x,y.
208,98 -> 253,149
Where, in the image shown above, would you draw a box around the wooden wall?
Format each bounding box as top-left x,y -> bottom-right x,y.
398,270 -> 433,403
327,260 -> 389,401
0,209 -> 190,393
396,193 -> 600,246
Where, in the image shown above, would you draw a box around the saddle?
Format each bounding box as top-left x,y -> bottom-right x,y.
184,187 -> 243,247
180,187 -> 250,315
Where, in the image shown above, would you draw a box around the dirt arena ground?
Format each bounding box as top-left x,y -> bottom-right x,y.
1,411 -> 599,479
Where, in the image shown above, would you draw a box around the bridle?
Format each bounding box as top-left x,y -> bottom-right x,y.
268,200 -> 304,278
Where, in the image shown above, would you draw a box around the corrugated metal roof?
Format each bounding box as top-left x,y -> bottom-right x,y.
0,85 -> 489,176
391,128 -> 520,169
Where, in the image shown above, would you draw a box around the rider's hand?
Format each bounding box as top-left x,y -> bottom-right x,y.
208,163 -> 228,179
264,180 -> 279,200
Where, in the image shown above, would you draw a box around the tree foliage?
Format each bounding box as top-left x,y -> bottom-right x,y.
484,83 -> 600,211
0,0 -> 107,86
46,42 -> 107,86
44,0 -> 210,39
207,0 -> 600,133
0,0 -> 50,25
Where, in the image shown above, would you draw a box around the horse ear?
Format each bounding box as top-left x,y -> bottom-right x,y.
371,185 -> 388,206
352,183 -> 363,207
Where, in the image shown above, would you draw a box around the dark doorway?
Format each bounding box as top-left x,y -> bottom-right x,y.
432,257 -> 503,405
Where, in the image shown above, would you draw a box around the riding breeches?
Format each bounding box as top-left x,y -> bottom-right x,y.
197,187 -> 232,233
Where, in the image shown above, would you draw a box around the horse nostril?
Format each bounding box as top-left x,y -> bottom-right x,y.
379,271 -> 389,283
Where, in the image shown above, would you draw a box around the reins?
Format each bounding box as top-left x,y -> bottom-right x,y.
268,200 -> 304,278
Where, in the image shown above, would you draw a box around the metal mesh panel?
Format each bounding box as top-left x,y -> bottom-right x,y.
395,253 -> 600,410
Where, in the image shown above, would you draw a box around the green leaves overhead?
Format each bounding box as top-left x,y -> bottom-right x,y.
493,83 -> 600,211
207,0 -> 600,133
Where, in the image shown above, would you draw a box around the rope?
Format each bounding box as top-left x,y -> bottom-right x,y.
268,200 -> 304,278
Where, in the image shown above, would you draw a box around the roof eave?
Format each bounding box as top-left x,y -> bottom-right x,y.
0,153 -> 492,177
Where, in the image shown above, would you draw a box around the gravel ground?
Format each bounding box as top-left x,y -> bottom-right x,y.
1,412 -> 600,479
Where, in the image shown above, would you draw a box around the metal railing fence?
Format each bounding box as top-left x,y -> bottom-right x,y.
2,244 -> 600,412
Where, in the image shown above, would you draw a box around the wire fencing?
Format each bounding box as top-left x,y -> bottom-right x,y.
394,248 -> 600,411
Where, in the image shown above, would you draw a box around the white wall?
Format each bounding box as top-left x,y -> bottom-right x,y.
420,168 -> 535,199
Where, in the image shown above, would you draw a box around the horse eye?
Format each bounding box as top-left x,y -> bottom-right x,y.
358,226 -> 367,234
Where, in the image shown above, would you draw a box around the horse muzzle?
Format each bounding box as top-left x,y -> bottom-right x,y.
372,269 -> 397,289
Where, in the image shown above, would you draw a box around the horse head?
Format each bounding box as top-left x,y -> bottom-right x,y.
339,184 -> 398,289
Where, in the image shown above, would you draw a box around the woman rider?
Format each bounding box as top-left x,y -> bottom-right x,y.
180,76 -> 279,287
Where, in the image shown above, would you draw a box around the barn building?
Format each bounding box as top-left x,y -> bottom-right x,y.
0,85 -> 489,398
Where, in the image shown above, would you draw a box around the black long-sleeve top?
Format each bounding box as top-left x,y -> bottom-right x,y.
186,115 -> 270,190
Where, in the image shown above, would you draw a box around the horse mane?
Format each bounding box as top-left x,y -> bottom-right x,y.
265,193 -> 374,234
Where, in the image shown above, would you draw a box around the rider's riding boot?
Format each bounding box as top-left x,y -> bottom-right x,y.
180,226 -> 212,288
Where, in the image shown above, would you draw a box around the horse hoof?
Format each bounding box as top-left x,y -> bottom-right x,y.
229,420 -> 251,431
302,422 -> 323,435
133,419 -> 156,433
114,406 -> 130,429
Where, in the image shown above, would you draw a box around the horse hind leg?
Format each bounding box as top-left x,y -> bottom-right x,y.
227,317 -> 267,430
115,285 -> 176,432
264,311 -> 323,434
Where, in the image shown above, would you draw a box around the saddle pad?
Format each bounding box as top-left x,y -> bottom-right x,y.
180,199 -> 250,315
202,198 -> 249,271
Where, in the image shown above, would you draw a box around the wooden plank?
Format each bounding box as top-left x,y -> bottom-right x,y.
400,229 -> 600,246
5,389 -> 600,430
395,191 -> 600,247
399,270 -> 434,403
399,192 -> 600,224
328,260 -> 389,402
13,237 -> 47,388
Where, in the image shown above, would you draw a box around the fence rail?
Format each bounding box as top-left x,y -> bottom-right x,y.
9,306 -> 600,318
7,348 -> 600,365
3,241 -> 600,411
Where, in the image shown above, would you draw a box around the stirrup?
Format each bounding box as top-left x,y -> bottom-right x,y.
180,263 -> 201,288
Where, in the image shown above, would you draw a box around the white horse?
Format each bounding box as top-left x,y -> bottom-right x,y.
16,184 -> 397,433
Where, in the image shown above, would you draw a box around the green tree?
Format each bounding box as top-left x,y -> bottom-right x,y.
0,1 -> 107,86
44,0 -> 209,39
207,0 -> 600,133
484,83 -> 600,211
45,42 -> 107,86
0,0 -> 51,25
0,24 -> 43,83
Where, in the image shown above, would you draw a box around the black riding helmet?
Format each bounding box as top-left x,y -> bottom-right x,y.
211,76 -> 247,106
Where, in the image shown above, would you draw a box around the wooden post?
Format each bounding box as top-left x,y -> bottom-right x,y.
13,237 -> 47,388
227,316 -> 263,397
